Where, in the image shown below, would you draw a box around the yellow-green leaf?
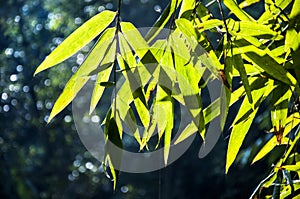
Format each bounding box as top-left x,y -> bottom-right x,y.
48,28 -> 116,122
223,0 -> 254,21
34,10 -> 116,75
226,78 -> 268,173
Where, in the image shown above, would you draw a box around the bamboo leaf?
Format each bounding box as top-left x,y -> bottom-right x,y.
48,28 -> 116,122
120,22 -> 149,58
34,10 -> 116,75
89,66 -> 113,114
227,19 -> 283,40
226,78 -> 268,173
179,0 -> 196,17
232,50 -> 253,103
104,116 -> 122,190
156,84 -> 174,165
234,39 -> 297,86
145,0 -> 182,42
223,0 -> 254,21
252,113 -> 300,164
238,0 -> 261,9
258,0 -> 293,24
195,19 -> 223,32
271,84 -> 291,131
282,162 -> 300,172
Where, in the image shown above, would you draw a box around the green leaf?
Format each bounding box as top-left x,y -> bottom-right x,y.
176,18 -> 199,43
34,10 -> 116,75
118,33 -> 150,130
115,81 -> 142,145
174,122 -> 198,144
252,113 -> 300,164
258,0 -> 293,24
156,84 -> 174,165
88,62 -> 114,76
232,48 -> 253,103
120,22 -> 149,58
282,162 -> 300,172
285,29 -> 300,52
195,1 -> 211,21
145,0 -> 182,42
179,0 -> 196,17
195,19 -> 223,32
271,84 -> 291,131
223,0 -> 254,21
48,28 -> 116,122
104,116 -> 122,190
227,19 -> 283,40
89,66 -> 113,114
234,39 -> 297,86
220,85 -> 231,132
226,78 -> 268,173
238,0 -> 261,9
176,18 -> 221,77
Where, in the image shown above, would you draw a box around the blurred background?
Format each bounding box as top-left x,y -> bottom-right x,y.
0,0 -> 274,198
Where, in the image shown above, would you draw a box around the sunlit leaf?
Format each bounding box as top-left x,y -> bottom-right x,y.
232,46 -> 253,103
282,162 -> 300,171
226,78 -> 268,173
195,19 -> 223,32
145,0 -> 182,42
156,84 -> 174,165
270,83 -> 291,132
34,10 -> 116,75
223,0 -> 254,21
179,0 -> 196,17
48,28 -> 116,122
120,22 -> 149,58
227,19 -> 283,40
89,66 -> 113,114
234,39 -> 297,86
103,109 -> 122,190
239,0 -> 261,9
258,0 -> 293,23
252,113 -> 300,164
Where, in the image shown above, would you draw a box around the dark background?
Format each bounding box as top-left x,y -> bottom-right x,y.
0,0 -> 274,198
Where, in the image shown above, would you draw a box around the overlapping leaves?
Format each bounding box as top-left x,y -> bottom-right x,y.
35,0 -> 300,196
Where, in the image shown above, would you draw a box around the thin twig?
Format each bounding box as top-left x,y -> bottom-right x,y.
217,0 -> 230,43
114,0 -> 122,118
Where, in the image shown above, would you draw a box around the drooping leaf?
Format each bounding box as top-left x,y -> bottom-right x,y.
120,22 -> 149,58
270,83 -> 291,132
231,44 -> 253,103
282,162 -> 300,172
118,34 -> 150,130
195,19 -> 223,32
89,66 -> 113,114
34,10 -> 116,75
234,39 -> 297,86
238,0 -> 261,9
104,116 -> 122,190
258,0 -> 293,24
156,83 -> 174,165
252,112 -> 300,164
227,19 -> 283,40
179,0 -> 196,17
226,78 -> 268,173
48,28 -> 116,122
145,0 -> 182,42
223,0 -> 254,21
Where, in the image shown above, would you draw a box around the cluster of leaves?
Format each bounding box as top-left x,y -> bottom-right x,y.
35,0 -> 300,197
